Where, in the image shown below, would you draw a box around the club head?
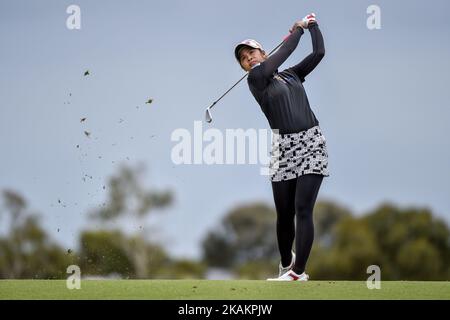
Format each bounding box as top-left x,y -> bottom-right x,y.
205,108 -> 213,123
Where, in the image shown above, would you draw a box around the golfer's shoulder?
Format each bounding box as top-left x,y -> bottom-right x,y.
247,63 -> 265,85
249,63 -> 263,76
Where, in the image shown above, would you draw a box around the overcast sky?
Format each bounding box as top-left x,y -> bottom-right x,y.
1,0 -> 449,259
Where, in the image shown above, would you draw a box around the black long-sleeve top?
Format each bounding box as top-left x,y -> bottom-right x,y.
247,22 -> 325,134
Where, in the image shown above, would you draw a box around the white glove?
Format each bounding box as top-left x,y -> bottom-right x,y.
302,13 -> 317,28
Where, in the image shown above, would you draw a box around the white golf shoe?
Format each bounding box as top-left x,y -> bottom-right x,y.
278,251 -> 296,277
267,269 -> 309,281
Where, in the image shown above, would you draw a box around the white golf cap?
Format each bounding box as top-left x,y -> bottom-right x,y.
234,39 -> 264,62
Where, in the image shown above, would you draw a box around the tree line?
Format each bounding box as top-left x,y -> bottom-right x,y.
1,165 -> 449,280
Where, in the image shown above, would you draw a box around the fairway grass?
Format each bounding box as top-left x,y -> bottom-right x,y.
0,280 -> 449,300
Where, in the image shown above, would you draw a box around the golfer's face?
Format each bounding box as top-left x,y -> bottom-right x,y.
239,47 -> 265,71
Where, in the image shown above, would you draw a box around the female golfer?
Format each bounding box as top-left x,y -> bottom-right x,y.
234,13 -> 329,281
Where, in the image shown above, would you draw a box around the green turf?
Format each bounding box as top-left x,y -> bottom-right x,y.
0,280 -> 448,300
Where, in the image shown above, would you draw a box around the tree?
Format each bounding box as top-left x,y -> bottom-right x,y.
395,238 -> 443,280
202,199 -> 450,280
201,232 -> 235,268
309,216 -> 381,280
78,230 -> 135,277
157,259 -> 207,279
85,164 -> 174,278
310,202 -> 450,280
202,203 -> 278,269
0,190 -> 73,279
90,164 -> 173,221
313,200 -> 352,248
363,202 -> 450,280
78,230 -> 170,278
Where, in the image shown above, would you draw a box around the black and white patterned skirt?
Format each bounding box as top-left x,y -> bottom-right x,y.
269,125 -> 330,182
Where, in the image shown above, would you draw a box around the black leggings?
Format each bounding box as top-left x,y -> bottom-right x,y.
271,173 -> 323,274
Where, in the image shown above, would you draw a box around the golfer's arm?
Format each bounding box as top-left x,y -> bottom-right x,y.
289,23 -> 325,81
260,27 -> 304,78
248,28 -> 304,90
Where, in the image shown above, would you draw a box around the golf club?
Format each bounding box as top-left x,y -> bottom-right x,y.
204,35 -> 290,123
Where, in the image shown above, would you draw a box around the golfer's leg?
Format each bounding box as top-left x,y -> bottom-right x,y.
293,173 -> 323,274
271,179 -> 297,267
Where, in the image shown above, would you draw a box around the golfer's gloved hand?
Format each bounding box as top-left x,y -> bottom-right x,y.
302,13 -> 317,28
289,13 -> 317,33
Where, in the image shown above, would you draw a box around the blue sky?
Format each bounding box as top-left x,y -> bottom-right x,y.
1,0 -> 449,259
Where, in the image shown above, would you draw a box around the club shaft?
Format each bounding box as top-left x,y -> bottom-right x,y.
209,73 -> 248,109
208,38 -> 286,110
